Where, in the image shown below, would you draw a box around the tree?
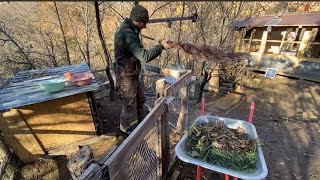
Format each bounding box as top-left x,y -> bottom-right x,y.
64,2 -> 94,67
53,1 -> 71,65
94,1 -> 115,101
176,1 -> 186,65
0,21 -> 35,69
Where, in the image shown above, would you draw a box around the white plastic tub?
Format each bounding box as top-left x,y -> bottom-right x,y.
175,115 -> 268,180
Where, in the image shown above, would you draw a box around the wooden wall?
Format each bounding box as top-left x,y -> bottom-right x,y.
0,93 -> 96,163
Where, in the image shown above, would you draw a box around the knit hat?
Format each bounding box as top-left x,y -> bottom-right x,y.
130,5 -> 149,23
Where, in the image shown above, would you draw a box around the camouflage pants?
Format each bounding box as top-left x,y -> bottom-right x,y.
118,77 -> 146,131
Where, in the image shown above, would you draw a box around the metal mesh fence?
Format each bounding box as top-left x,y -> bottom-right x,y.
115,124 -> 160,180
143,72 -> 191,130
106,73 -> 190,180
106,99 -> 167,180
165,73 -> 191,130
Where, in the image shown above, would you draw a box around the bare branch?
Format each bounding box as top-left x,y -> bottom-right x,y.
54,1 -> 71,65
0,38 -> 9,46
107,3 -> 125,20
5,57 -> 32,66
0,25 -> 35,69
0,21 -> 5,30
150,2 -> 172,18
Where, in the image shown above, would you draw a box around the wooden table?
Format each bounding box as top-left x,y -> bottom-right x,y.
0,64 -> 101,163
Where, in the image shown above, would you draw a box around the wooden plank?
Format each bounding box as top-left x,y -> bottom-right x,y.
0,83 -> 99,111
220,82 -> 233,88
47,135 -> 115,156
106,97 -> 166,179
10,65 -> 90,84
0,93 -> 96,163
298,57 -> 320,63
253,68 -> 320,83
160,69 -> 183,79
99,145 -> 118,165
0,83 -> 99,107
0,64 -> 100,111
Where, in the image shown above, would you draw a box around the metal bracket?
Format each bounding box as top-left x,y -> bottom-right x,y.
165,96 -> 175,105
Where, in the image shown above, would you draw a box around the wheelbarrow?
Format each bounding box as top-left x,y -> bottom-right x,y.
175,96 -> 268,180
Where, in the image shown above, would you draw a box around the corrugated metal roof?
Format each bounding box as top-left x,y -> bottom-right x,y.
0,64 -> 99,110
232,12 -> 320,28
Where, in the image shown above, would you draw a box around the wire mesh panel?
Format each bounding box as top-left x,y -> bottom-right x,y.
144,70 -> 191,132
167,97 -> 180,128
164,72 -> 191,131
106,98 -> 168,180
113,125 -> 159,180
105,72 -> 191,180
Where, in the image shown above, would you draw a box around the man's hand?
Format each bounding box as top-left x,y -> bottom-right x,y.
160,39 -> 173,50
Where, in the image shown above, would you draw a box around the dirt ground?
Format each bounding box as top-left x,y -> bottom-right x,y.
171,73 -> 320,180
16,72 -> 320,180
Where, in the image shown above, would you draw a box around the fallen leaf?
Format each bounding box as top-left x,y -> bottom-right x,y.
212,141 -> 223,149
190,151 -> 200,157
236,127 -> 245,135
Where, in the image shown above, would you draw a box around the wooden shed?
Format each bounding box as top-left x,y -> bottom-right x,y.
232,12 -> 320,82
0,64 -> 100,163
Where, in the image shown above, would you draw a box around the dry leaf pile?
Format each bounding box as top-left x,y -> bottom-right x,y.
169,42 -> 243,62
185,121 -> 258,172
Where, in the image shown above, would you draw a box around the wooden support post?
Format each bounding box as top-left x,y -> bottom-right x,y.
248,29 -> 255,51
160,105 -> 169,179
87,91 -> 102,135
257,30 -> 269,64
176,85 -> 188,132
156,79 -> 166,98
235,31 -> 242,52
294,31 -> 312,67
205,65 -> 220,92
297,30 -> 311,65
155,79 -> 166,106
259,31 -> 268,55
278,31 -> 287,55
240,28 -> 245,52
17,110 -> 47,155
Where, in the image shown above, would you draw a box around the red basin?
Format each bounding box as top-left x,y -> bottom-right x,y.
69,72 -> 94,86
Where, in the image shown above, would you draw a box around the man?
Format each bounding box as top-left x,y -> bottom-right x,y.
114,5 -> 172,135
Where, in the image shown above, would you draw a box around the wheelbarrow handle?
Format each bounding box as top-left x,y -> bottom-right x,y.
248,96 -> 256,124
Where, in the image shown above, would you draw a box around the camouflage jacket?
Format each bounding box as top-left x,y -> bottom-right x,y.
114,18 -> 164,78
